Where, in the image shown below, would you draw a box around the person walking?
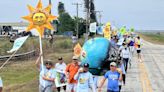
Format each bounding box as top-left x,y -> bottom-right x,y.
65,56 -> 80,92
35,55 -> 56,92
0,77 -> 3,92
98,62 -> 122,92
117,60 -> 126,92
121,47 -> 130,72
74,63 -> 96,92
55,57 -> 67,92
135,36 -> 143,62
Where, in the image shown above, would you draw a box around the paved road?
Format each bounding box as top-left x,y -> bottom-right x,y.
59,40 -> 164,92
99,40 -> 164,92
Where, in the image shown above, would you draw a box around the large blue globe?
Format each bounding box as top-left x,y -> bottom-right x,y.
80,37 -> 110,75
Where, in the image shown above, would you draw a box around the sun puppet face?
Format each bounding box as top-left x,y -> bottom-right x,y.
33,12 -> 47,25
22,0 -> 57,36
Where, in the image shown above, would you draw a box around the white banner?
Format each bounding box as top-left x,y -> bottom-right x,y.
55,70 -> 67,87
89,22 -> 97,33
7,36 -> 29,53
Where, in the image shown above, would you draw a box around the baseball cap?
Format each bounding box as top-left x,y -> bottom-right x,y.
72,56 -> 78,60
83,63 -> 89,67
110,62 -> 117,66
58,57 -> 63,60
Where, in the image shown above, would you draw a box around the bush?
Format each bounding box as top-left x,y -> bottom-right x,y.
58,39 -> 72,49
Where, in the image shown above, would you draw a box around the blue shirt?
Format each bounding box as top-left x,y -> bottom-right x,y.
104,71 -> 120,91
39,65 -> 56,88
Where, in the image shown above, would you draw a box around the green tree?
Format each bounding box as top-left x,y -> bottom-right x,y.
73,17 -> 86,38
58,2 -> 65,15
58,13 -> 75,33
84,0 -> 97,22
57,2 -> 75,34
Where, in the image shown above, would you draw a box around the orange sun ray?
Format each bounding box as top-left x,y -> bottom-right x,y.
22,15 -> 33,22
44,22 -> 54,30
37,0 -> 43,10
26,23 -> 35,31
22,0 -> 57,37
27,5 -> 35,13
47,15 -> 57,22
43,5 -> 51,14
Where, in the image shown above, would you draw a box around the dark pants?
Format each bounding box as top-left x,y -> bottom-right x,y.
122,74 -> 126,85
119,85 -> 121,92
107,90 -> 119,92
57,86 -> 66,92
0,87 -> 2,92
123,58 -> 129,72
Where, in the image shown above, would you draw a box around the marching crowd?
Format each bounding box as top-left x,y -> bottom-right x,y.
0,34 -> 143,92
34,34 -> 143,92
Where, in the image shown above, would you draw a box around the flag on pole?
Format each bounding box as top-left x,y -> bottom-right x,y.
89,22 -> 97,33
7,36 -> 29,53
120,26 -> 127,35
130,28 -> 135,32
74,43 -> 82,57
97,26 -> 103,35
103,22 -> 111,40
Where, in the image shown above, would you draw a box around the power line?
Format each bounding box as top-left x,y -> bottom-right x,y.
85,0 -> 91,41
49,0 -> 52,14
72,3 -> 82,38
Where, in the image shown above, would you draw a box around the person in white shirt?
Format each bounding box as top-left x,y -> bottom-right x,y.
74,63 -> 96,92
121,47 -> 130,72
0,77 -> 3,92
117,60 -> 126,90
118,43 -> 126,54
55,57 -> 67,92
135,36 -> 143,62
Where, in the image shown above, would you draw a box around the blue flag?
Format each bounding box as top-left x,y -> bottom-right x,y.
97,26 -> 103,35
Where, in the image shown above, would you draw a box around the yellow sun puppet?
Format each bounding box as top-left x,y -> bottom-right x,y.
22,0 -> 57,75
22,0 -> 57,37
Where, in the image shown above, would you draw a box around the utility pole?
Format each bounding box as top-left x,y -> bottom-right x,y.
72,3 -> 82,38
49,0 -> 52,14
94,11 -> 103,26
85,0 -> 91,41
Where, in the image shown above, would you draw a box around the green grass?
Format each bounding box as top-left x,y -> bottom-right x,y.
139,32 -> 164,45
0,60 -> 38,92
0,36 -> 84,92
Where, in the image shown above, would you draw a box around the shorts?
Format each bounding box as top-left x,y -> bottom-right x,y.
137,50 -> 141,53
67,83 -> 77,91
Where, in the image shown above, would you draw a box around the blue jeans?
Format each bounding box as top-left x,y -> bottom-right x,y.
107,90 -> 119,92
123,58 -> 129,72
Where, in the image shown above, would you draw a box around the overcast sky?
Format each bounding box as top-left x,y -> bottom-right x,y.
0,0 -> 164,30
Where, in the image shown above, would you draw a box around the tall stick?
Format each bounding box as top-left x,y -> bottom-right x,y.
39,36 -> 45,87
39,36 -> 44,71
0,50 -> 17,70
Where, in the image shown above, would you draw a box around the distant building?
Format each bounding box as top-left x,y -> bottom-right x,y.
0,21 -> 58,37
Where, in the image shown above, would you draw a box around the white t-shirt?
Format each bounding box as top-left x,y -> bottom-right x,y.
119,46 -> 125,52
74,72 -> 96,92
55,62 -> 66,73
121,48 -> 130,59
0,77 -> 3,87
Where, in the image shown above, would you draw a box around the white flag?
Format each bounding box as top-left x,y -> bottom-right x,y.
89,22 -> 97,33
7,36 -> 29,53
